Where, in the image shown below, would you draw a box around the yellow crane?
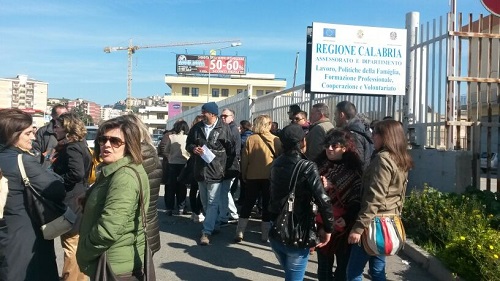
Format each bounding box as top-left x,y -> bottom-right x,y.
104,39 -> 241,111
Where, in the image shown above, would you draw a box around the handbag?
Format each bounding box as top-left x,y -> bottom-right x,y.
95,166 -> 156,281
17,154 -> 76,240
361,215 -> 406,256
361,179 -> 408,256
273,159 -> 319,248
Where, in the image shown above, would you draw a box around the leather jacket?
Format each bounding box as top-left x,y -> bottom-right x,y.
269,151 -> 334,234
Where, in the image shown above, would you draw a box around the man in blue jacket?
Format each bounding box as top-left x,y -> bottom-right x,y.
186,102 -> 233,245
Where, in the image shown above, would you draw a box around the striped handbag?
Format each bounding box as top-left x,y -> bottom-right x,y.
361,215 -> 406,256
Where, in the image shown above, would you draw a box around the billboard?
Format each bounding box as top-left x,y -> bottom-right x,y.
176,54 -> 246,75
168,101 -> 182,118
307,22 -> 407,96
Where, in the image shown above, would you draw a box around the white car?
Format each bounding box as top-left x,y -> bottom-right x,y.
480,152 -> 498,173
86,126 -> 98,149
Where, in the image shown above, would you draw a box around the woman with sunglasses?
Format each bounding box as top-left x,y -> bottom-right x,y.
0,109 -> 66,281
52,112 -> 92,281
346,119 -> 413,281
76,117 -> 150,280
314,129 -> 363,281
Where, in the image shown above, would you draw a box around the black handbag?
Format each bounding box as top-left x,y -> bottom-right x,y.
95,166 -> 156,281
272,159 -> 319,248
18,154 -> 76,240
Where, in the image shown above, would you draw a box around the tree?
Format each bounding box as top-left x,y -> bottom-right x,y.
71,103 -> 94,125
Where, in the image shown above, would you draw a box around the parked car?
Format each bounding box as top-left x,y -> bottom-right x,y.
480,152 -> 498,173
86,126 -> 99,149
152,133 -> 163,148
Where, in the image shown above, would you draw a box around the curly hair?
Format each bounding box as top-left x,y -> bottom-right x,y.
314,128 -> 363,171
57,113 -> 87,142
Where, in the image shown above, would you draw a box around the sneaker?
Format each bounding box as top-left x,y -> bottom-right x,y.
200,233 -> 210,245
198,213 -> 205,222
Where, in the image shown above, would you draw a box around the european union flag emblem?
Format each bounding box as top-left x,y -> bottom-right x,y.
323,28 -> 336,38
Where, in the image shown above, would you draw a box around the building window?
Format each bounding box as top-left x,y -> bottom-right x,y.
182,87 -> 189,96
192,87 -> 199,97
265,90 -> 273,95
221,89 -> 229,97
157,113 -> 165,119
212,88 -> 220,97
237,89 -> 244,94
256,90 -> 264,96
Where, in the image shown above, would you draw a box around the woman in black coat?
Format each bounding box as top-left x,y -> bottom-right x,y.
52,112 -> 92,281
0,109 -> 66,281
120,114 -> 162,254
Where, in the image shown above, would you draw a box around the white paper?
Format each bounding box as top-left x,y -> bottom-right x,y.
201,145 -> 215,164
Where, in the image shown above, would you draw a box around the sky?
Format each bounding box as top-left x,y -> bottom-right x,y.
0,0 -> 490,106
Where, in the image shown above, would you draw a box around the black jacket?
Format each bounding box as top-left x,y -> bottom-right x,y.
0,146 -> 66,281
141,143 -> 162,255
52,140 -> 92,235
346,118 -> 374,171
223,121 -> 241,179
33,121 -> 59,169
186,119 -> 233,183
269,151 -> 334,234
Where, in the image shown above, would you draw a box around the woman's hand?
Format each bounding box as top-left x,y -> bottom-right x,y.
335,217 -> 346,228
321,176 -> 333,191
77,194 -> 87,213
348,232 -> 361,244
315,228 -> 331,248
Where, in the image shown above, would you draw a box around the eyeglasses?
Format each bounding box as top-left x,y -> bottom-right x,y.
324,144 -> 343,150
97,136 -> 125,148
220,114 -> 232,118
294,117 -> 304,122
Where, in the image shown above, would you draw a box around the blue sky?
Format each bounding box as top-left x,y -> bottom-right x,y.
0,0 -> 489,106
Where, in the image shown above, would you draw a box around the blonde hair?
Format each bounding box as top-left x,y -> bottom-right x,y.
58,113 -> 87,142
252,114 -> 272,134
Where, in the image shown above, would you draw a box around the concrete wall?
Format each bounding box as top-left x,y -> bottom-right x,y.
408,149 -> 472,193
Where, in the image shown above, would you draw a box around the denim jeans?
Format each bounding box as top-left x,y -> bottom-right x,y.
219,178 -> 239,222
270,238 -> 310,281
198,181 -> 221,235
346,243 -> 386,281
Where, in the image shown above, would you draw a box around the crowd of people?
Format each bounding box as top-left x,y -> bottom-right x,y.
0,99 -> 412,281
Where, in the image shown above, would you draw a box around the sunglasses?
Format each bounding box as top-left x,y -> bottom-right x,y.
97,135 -> 125,148
294,117 -> 304,121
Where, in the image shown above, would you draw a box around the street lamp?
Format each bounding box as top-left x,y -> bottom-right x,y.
207,42 -> 242,102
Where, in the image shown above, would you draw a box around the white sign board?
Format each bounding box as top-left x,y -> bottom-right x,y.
310,22 -> 407,96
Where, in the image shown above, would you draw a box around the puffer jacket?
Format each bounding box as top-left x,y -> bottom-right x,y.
350,149 -> 408,235
345,117 -> 374,170
141,143 -> 162,255
269,151 -> 334,239
185,119 -> 233,183
76,156 -> 150,277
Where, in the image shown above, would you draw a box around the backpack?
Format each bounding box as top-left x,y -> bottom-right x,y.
0,170 -> 8,219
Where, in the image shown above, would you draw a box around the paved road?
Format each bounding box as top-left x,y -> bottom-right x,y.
56,185 -> 436,280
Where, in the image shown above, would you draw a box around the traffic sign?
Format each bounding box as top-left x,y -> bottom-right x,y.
481,0 -> 500,17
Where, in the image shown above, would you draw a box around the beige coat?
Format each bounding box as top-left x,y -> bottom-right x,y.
241,132 -> 282,180
351,150 -> 408,234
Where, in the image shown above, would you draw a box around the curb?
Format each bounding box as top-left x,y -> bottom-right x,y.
402,239 -> 463,281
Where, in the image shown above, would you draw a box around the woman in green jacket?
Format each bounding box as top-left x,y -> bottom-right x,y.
76,117 -> 150,280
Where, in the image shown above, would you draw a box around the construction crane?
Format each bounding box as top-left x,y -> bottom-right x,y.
104,39 -> 241,111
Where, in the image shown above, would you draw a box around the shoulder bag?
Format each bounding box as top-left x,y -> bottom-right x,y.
18,154 -> 76,240
95,166 -> 156,281
272,159 -> 319,248
361,179 -> 407,256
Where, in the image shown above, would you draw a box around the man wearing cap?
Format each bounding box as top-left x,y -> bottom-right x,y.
305,103 -> 334,162
186,102 -> 234,245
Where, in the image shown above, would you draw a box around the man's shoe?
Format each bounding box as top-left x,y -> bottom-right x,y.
200,233 -> 210,245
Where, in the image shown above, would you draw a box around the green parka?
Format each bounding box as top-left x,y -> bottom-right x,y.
76,156 -> 150,277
